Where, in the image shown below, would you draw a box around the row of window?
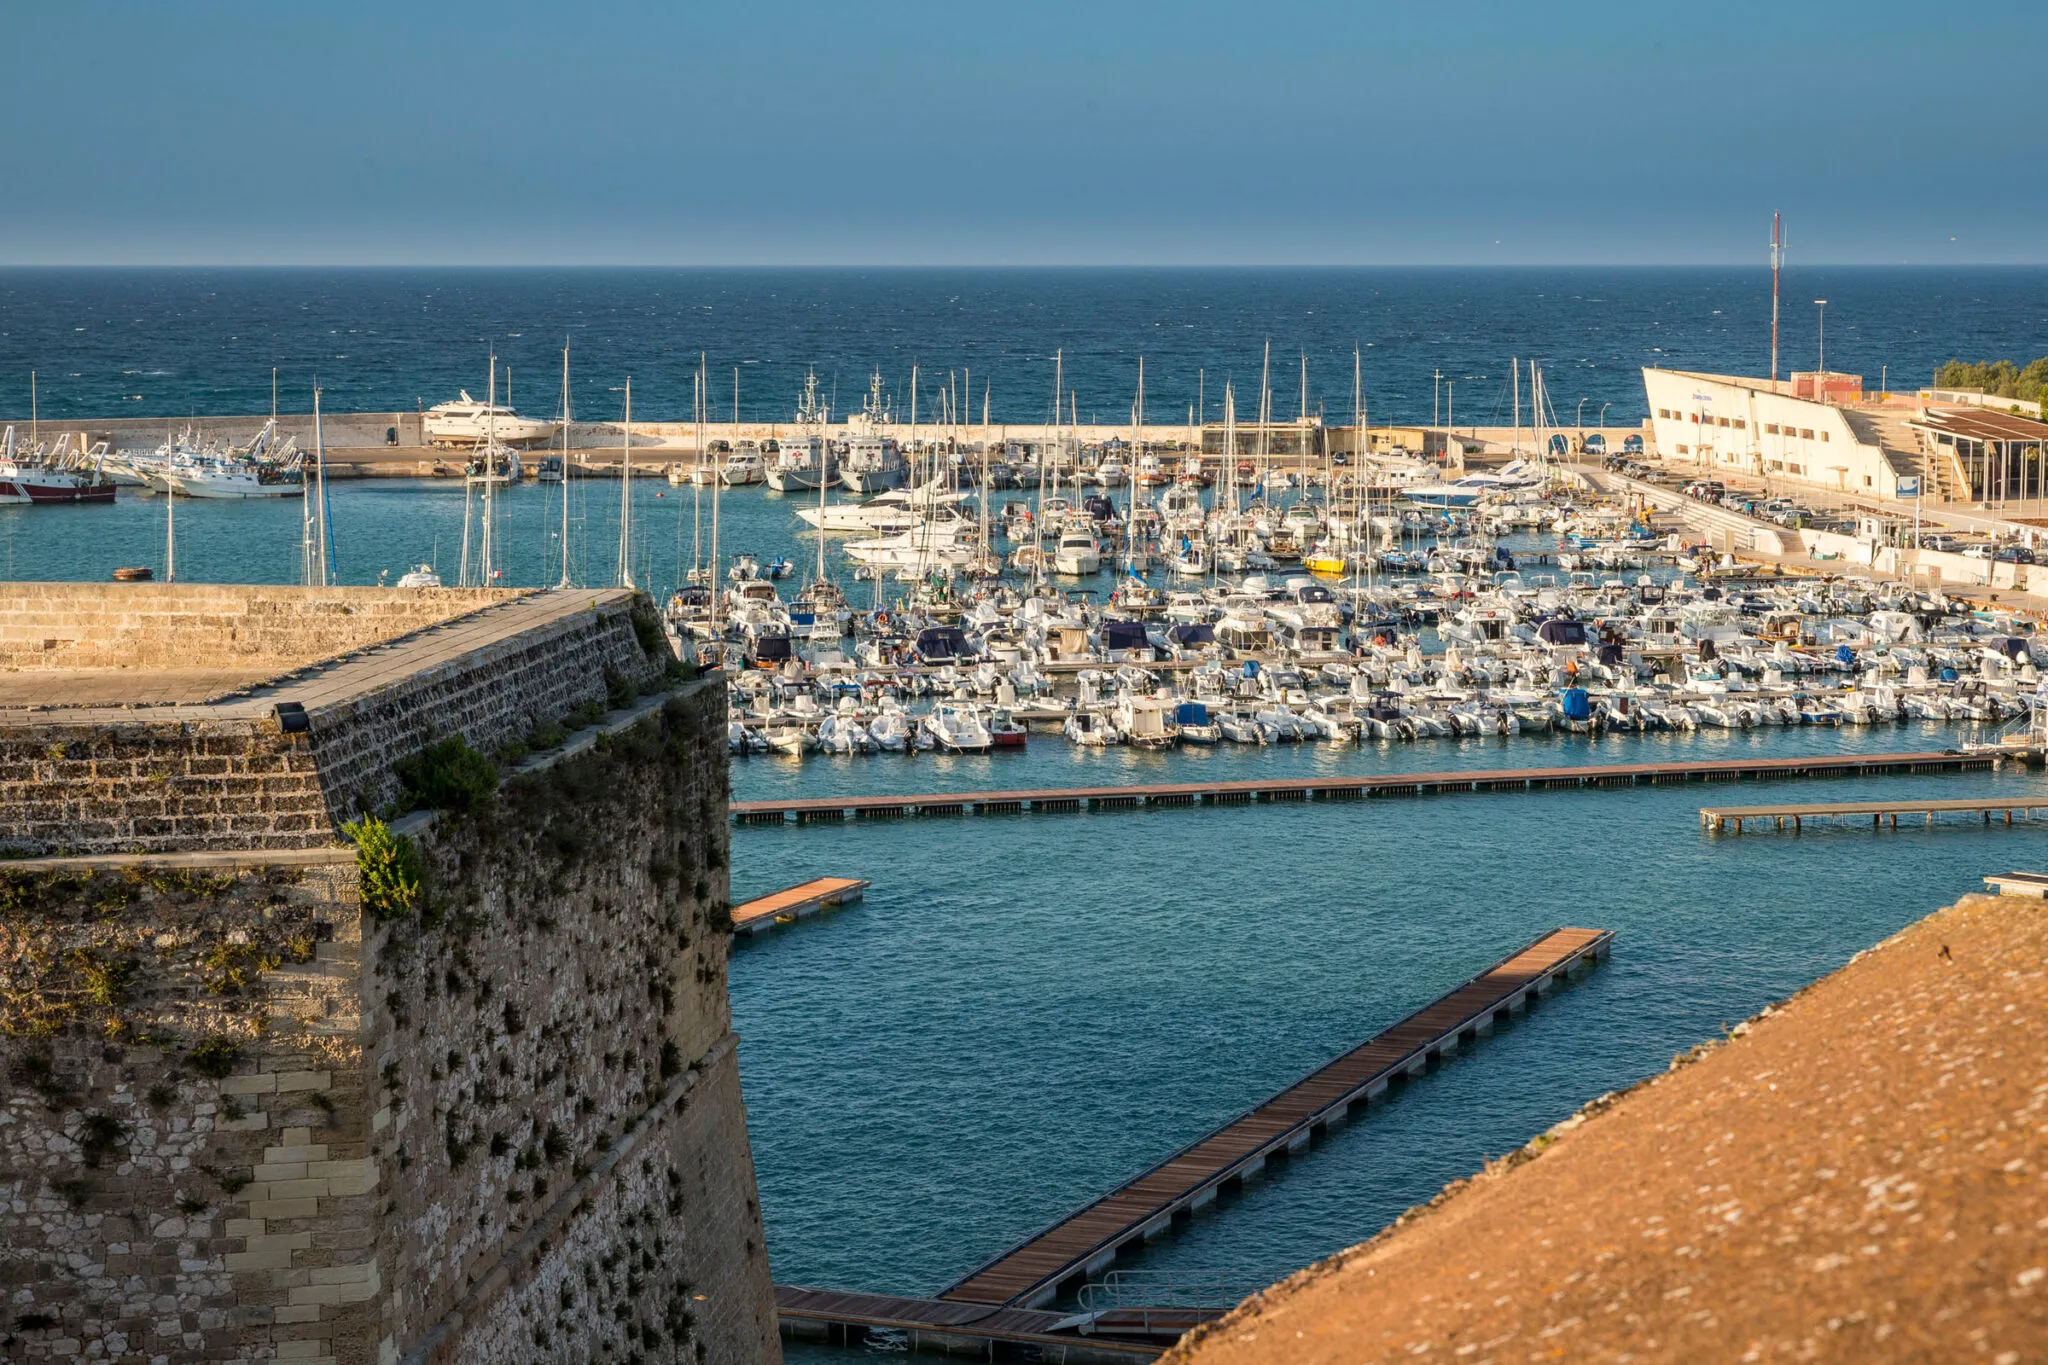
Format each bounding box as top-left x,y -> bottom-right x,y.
1654,407 -> 1826,441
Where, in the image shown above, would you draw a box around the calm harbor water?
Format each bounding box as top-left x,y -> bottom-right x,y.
6,269 -> 2044,1359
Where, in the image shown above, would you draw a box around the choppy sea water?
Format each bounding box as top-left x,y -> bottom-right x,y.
4,266 -> 2046,429
5,269 -> 2046,1359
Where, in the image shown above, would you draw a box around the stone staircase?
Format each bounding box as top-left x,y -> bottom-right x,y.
1840,407 -> 1964,501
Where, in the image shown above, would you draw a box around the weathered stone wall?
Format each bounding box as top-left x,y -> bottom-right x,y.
0,681 -> 778,1363
0,584 -> 517,674
0,719 -> 326,858
0,854 -> 373,1362
306,594 -> 667,827
0,590 -> 670,857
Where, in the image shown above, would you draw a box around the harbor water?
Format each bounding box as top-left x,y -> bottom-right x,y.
7,268 -> 2048,1360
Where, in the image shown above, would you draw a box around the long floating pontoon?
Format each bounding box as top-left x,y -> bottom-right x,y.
733,750 -> 2001,826
1701,796 -> 2048,834
938,926 -> 1614,1310
773,1285 -> 1185,1362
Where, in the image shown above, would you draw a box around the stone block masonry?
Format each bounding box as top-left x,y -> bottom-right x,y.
0,586 -> 670,856
0,583 -> 517,675
1,587 -> 780,1363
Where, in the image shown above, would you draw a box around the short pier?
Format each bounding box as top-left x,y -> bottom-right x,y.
939,927 -> 1613,1309
1700,796 -> 2048,834
1984,871 -> 2048,896
730,877 -> 870,935
733,751 -> 1998,826
774,1285 -> 1189,1361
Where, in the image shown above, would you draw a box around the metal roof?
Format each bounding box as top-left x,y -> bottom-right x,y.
1911,407 -> 2048,443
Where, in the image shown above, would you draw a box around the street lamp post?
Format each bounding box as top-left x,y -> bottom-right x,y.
1599,402 -> 1612,429
1576,398 -> 1588,430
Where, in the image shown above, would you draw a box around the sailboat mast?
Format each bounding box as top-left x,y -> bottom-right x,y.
165,441 -> 176,583
558,341 -> 572,588
1258,340 -> 1271,510
618,377 -> 634,589
481,353 -> 497,588
1130,357 -> 1143,576
1511,357 -> 1520,458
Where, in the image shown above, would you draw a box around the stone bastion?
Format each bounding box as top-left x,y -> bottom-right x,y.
0,584 -> 781,1364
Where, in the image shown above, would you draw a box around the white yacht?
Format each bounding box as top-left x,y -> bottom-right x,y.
425,392 -> 555,447
797,479 -> 969,532
1052,530 -> 1102,576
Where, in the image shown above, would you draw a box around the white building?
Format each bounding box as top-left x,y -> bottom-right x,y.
1641,368 -> 1909,497
1641,367 -> 2048,505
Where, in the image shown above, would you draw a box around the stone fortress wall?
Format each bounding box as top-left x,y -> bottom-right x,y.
0,585 -> 780,1364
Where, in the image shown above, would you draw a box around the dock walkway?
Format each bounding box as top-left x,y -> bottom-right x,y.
939,927 -> 1613,1309
1700,796 -> 2048,833
774,1285 -> 1188,1361
730,877 -> 870,935
734,750 -> 1999,826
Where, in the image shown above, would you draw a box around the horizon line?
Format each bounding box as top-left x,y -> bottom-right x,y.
4,260 -> 2047,271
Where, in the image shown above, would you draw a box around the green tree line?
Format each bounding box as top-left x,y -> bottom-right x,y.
1933,357 -> 2048,406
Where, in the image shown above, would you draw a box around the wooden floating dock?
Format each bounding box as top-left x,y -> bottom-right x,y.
730,877 -> 871,935
1700,796 -> 2048,834
732,750 -> 1999,826
938,927 -> 1614,1310
1984,871 -> 2048,897
774,1285 -> 1189,1361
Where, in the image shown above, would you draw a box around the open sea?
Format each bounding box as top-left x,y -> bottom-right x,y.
5,268 -> 2047,1359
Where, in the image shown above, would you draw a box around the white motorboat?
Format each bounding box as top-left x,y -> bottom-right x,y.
719,448 -> 766,486
1053,531 -> 1102,576
923,702 -> 994,752
395,564 -> 443,588
425,391 -> 554,447
797,479 -> 969,532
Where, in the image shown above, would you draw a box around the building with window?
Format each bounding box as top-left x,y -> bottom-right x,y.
1641,367 -> 2048,504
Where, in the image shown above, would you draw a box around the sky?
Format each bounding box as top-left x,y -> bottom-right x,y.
5,0 -> 2045,266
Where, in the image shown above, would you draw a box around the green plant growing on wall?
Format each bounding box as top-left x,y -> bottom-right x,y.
71,949 -> 136,1008
77,1113 -> 126,1168
344,815 -> 423,921
201,942 -> 280,994
395,736 -> 499,813
604,666 -> 639,711
186,1037 -> 242,1080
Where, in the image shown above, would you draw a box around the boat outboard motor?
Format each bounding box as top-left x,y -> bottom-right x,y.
1561,688 -> 1593,722
1835,644 -> 1855,667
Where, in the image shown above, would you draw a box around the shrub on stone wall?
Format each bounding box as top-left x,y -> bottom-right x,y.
396,736 -> 499,814
344,816 -> 424,921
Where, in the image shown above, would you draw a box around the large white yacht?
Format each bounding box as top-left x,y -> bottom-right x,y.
425,392 -> 555,447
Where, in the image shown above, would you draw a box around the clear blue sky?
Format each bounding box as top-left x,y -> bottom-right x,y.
6,0 -> 2042,265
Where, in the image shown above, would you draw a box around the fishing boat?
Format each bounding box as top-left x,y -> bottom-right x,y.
166,455 -> 302,499
0,429 -> 116,504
